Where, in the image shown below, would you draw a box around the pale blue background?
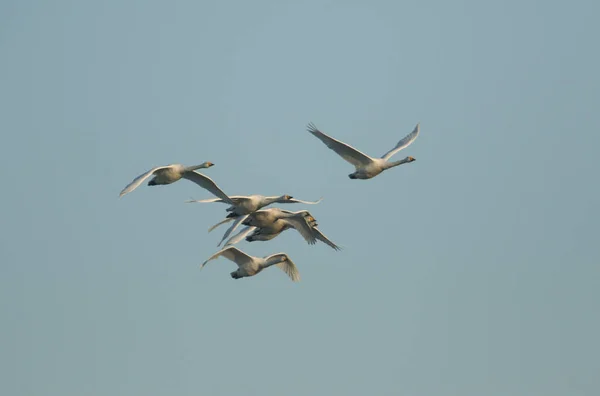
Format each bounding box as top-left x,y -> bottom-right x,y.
1,0 -> 599,395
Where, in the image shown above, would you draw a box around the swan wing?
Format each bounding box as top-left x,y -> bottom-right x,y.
313,227 -> 342,251
217,215 -> 249,247
283,197 -> 323,205
282,217 -> 317,245
307,123 -> 373,168
224,226 -> 256,246
268,253 -> 301,282
380,123 -> 420,161
185,198 -> 224,204
185,195 -> 247,204
207,217 -> 234,233
119,165 -> 172,197
182,171 -> 233,204
201,246 -> 253,269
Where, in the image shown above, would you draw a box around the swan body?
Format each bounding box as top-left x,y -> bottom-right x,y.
201,246 -> 300,281
307,122 -> 420,179
224,211 -> 341,251
119,162 -> 233,204
241,208 -> 318,245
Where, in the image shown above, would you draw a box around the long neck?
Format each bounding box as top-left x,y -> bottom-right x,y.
383,157 -> 410,170
185,164 -> 208,171
262,196 -> 282,206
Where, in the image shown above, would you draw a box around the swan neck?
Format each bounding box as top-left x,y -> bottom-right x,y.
384,158 -> 408,169
185,164 -> 207,171
264,196 -> 281,205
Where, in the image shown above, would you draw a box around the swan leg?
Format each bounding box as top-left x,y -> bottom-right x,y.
231,271 -> 241,279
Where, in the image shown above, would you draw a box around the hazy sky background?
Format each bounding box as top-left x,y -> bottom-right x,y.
1,0 -> 599,395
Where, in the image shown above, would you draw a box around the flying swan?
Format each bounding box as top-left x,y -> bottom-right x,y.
241,208 -> 318,245
223,210 -> 341,251
119,162 -> 233,204
307,122 -> 420,179
201,246 -> 301,282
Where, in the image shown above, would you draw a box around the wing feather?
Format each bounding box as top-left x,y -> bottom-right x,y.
119,165 -> 172,197
182,171 -> 233,204
185,198 -> 224,204
313,227 -> 342,251
307,123 -> 373,168
268,253 -> 301,282
284,197 -> 323,205
200,246 -> 253,269
217,215 -> 249,246
207,217 -> 234,233
224,226 -> 256,246
380,123 -> 420,161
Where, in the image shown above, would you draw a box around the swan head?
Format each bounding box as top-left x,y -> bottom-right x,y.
406,156 -> 415,163
203,161 -> 215,168
283,194 -> 293,200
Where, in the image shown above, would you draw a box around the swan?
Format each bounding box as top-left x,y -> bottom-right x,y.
307,122 -> 420,179
119,162 -> 233,204
186,194 -> 322,216
208,206 -> 320,247
201,246 -> 300,282
241,208 -> 318,245
223,213 -> 341,251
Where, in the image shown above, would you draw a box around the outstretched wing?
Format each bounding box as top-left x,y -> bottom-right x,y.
200,246 -> 253,269
217,215 -> 249,246
207,217 -> 234,233
268,253 -> 301,282
281,216 -> 317,245
313,227 -> 342,251
185,198 -> 224,204
224,226 -> 256,246
307,123 -> 373,168
119,165 -> 171,197
185,196 -> 247,204
380,123 -> 420,161
282,197 -> 323,205
182,171 -> 233,204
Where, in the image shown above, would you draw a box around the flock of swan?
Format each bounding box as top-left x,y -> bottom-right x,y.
120,122 -> 420,282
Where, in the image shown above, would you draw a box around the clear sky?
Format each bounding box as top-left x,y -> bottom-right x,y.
1,0 -> 599,395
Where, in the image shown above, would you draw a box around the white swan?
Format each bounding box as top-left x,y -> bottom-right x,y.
119,162 -> 233,204
223,212 -> 341,251
307,122 -> 420,179
241,208 -> 318,245
201,246 -> 300,282
187,194 -> 322,216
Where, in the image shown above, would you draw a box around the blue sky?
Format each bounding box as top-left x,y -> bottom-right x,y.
1,0 -> 599,395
